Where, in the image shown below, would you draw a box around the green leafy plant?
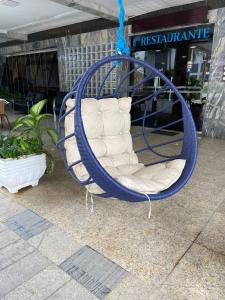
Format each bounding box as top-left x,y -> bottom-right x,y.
14,99 -> 58,144
13,99 -> 58,173
0,135 -> 43,159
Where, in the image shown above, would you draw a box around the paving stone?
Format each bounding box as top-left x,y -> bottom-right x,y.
0,229 -> 19,250
153,243 -> 225,300
3,265 -> 70,300
0,197 -> 26,222
60,245 -> 128,299
0,250 -> 51,298
0,222 -> 7,233
106,274 -> 157,300
216,198 -> 225,215
0,239 -> 34,271
197,212 -> 225,255
5,210 -> 53,240
47,279 -> 98,300
28,225 -> 82,264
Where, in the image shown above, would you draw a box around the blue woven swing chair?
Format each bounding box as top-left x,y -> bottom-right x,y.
57,1 -> 198,202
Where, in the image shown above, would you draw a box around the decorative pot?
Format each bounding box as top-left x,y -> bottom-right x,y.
0,153 -> 46,193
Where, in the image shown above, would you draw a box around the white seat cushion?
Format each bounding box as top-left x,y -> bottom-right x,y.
117,159 -> 186,194
65,97 -> 185,195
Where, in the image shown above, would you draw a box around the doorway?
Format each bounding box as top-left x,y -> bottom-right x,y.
131,41 -> 212,131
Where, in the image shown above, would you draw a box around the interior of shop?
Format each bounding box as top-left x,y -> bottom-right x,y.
1,50 -> 59,113
132,38 -> 212,131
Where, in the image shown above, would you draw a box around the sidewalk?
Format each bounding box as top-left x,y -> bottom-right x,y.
0,195 -> 153,300
0,135 -> 225,299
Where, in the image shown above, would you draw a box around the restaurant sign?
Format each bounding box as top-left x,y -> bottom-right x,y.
131,25 -> 214,49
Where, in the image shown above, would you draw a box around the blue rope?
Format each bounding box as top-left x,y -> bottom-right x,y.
116,0 -> 130,56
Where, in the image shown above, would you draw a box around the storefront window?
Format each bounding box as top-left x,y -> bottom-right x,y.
187,42 -> 211,86
2,51 -> 59,99
133,48 -> 176,87
131,27 -> 213,131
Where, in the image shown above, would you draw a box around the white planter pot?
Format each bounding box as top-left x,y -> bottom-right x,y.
0,153 -> 46,193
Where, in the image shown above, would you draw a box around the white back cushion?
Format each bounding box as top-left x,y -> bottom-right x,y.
64,97 -> 140,183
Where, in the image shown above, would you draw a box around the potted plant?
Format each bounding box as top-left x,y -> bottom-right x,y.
0,99 -> 58,193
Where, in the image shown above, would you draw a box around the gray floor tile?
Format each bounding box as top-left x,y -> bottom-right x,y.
216,199 -> 225,215
0,250 -> 51,298
28,226 -> 82,264
0,229 -> 19,250
3,265 -> 70,300
0,222 -> 7,233
154,243 -> 225,300
0,239 -> 34,271
197,212 -> 225,255
106,274 -> 157,300
135,199 -> 213,242
0,197 -> 26,222
60,246 -> 128,299
5,210 -> 53,240
47,279 -> 98,300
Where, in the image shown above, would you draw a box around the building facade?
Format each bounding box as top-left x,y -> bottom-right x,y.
129,7 -> 225,137
0,6 -> 224,138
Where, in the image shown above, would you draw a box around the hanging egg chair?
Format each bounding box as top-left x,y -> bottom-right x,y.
57,2 -> 198,203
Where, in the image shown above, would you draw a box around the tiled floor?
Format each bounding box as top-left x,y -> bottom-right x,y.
0,204 -> 128,299
60,246 -> 127,299
5,210 -> 53,240
0,112 -> 225,299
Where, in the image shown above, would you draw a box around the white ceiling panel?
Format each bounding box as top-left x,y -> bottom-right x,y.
0,0 -> 97,34
97,0 -> 203,17
0,0 -> 206,39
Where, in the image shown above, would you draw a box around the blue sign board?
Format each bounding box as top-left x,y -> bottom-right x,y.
131,25 -> 214,48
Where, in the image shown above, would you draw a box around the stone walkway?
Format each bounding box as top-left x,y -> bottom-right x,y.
0,195 -> 155,300
0,123 -> 225,299
1,185 -> 225,299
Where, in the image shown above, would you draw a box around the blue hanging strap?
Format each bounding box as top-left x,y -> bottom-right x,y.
116,0 -> 130,56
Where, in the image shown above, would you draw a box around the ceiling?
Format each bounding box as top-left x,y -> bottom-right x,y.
103,0 -> 202,16
0,0 -> 204,43
0,0 -> 96,34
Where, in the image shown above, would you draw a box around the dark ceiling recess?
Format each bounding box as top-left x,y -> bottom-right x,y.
30,18 -> 117,42
130,0 -> 225,22
0,18 -> 117,48
132,6 -> 208,33
130,0 -> 225,33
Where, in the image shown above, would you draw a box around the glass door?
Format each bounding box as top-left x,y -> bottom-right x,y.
186,42 -> 212,131
131,47 -> 180,130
